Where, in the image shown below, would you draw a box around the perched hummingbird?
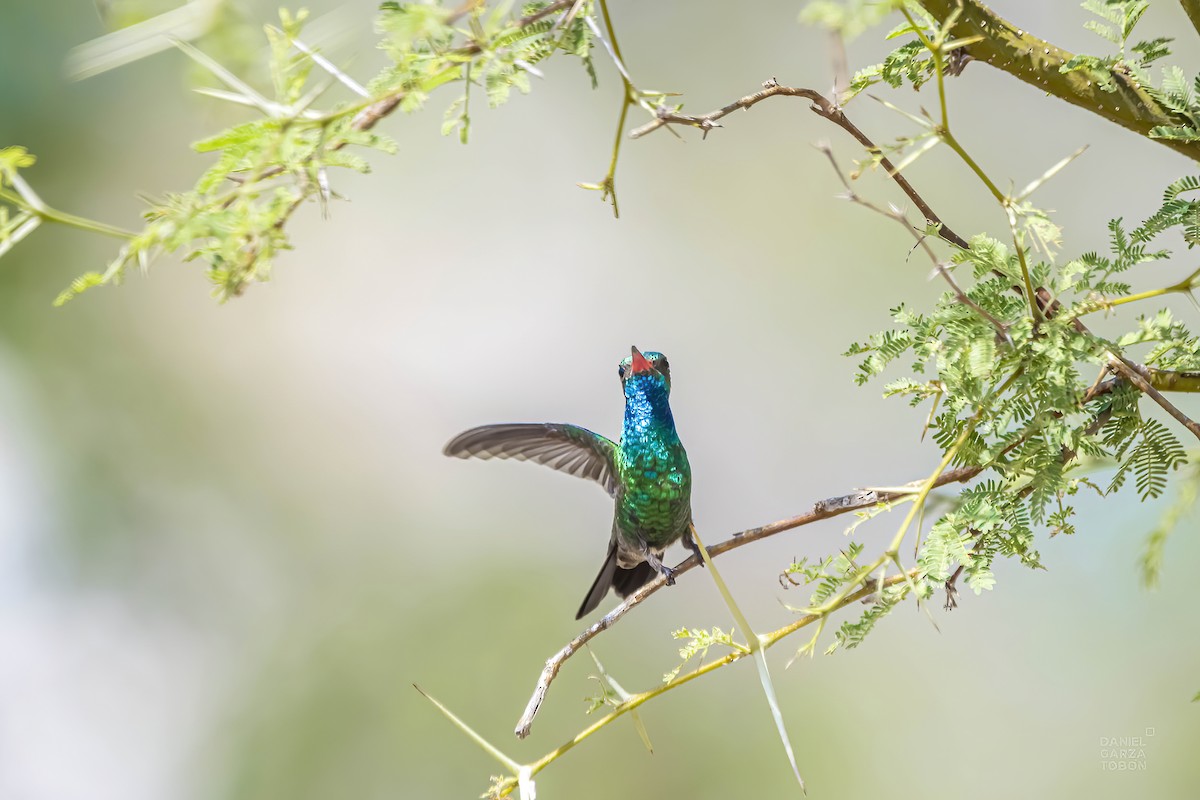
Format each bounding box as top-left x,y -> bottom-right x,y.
444,346 -> 698,619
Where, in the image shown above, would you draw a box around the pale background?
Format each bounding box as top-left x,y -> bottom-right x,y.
1,2 -> 1198,798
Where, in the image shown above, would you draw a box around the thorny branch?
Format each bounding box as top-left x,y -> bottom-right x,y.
515,461 -> 987,738
631,79 -> 972,250
815,143 -> 1010,339
1109,354 -> 1200,441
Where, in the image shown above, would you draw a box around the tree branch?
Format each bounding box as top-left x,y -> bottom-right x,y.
1149,369 -> 1200,392
514,462 -> 986,739
815,142 -> 1010,338
915,0 -> 1200,163
1181,0 -> 1200,39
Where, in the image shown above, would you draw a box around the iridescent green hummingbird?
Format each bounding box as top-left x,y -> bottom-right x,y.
444,346 -> 698,619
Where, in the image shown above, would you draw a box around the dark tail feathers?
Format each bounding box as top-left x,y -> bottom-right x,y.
576,544 -> 658,619
612,561 -> 656,597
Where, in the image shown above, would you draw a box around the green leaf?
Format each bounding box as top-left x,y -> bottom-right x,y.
1132,37 -> 1172,67
1139,462 -> 1200,587
799,0 -> 896,40
53,271 -> 108,306
0,145 -> 36,181
1082,19 -> 1119,45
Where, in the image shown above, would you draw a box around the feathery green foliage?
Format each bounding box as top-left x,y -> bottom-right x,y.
803,0 -> 1200,664
662,627 -> 747,683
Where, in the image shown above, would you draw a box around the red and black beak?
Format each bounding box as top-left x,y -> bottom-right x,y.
629,346 -> 655,375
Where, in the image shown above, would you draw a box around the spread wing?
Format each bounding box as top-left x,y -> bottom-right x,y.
443,423 -> 619,497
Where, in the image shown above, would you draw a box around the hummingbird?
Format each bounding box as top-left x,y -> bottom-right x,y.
443,346 -> 699,619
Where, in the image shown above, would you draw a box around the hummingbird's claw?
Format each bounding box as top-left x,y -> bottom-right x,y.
682,530 -> 706,567
645,552 -> 676,585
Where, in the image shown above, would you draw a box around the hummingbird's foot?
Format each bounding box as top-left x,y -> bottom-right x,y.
682,530 -> 706,567
646,553 -> 676,586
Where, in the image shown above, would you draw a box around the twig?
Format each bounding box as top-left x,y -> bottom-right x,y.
943,532 -> 985,610
288,35 -> 369,97
816,143 -> 1009,338
586,0 -> 641,217
944,564 -> 963,610
584,14 -> 633,86
630,80 -> 972,250
1108,354 -> 1200,441
514,462 -> 986,738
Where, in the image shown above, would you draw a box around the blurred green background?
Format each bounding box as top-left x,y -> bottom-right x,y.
1,1 -> 1198,798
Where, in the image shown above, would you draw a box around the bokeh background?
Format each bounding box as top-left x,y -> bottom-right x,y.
1,2 -> 1198,798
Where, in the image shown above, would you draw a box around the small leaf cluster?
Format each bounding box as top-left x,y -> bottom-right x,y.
662,626 -> 747,683
1059,0 -> 1171,91
826,582 -> 910,653
781,542 -> 870,607
1139,461 -> 1200,587
1059,1 -> 1200,144
841,3 -> 940,102
0,147 -> 38,251
1149,68 -> 1200,140
799,0 -> 897,41
1138,175 -> 1200,241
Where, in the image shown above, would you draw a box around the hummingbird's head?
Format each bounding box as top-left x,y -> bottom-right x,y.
618,346 -> 671,394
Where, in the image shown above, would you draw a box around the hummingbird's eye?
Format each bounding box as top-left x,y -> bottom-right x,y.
656,357 -> 669,371
618,365 -> 626,379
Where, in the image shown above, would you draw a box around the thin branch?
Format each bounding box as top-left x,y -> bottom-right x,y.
514,461 -> 986,739
0,184 -> 136,240
1006,203 -> 1044,324
944,563 -> 963,610
1070,266 -> 1200,318
1108,354 -> 1200,441
586,12 -> 633,86
816,143 -> 1009,338
287,35 -> 369,98
943,531 -> 986,610
631,80 -> 972,251
585,0 -> 641,217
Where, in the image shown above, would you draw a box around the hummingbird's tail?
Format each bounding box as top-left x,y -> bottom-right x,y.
576,541 -> 618,620
576,541 -> 658,620
612,561 -> 657,597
